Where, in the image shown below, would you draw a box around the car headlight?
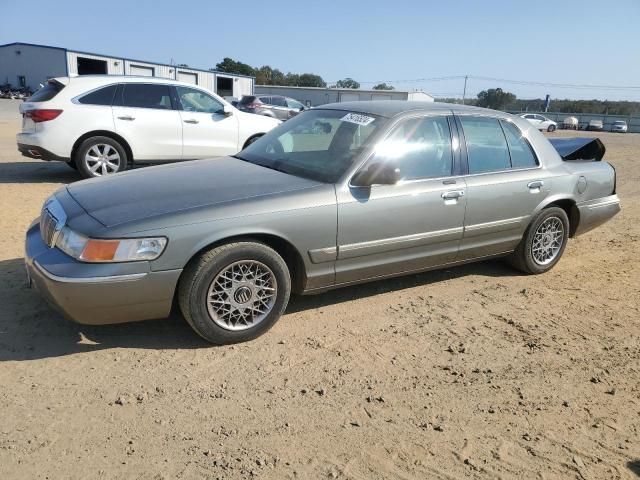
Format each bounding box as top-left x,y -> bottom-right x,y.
55,226 -> 167,262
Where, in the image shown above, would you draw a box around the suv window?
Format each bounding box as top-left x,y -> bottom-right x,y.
120,84 -> 173,109
460,116 -> 511,174
501,121 -> 538,168
271,96 -> 287,107
78,84 -> 117,106
176,86 -> 224,114
258,96 -> 271,105
238,95 -> 256,105
286,98 -> 304,110
373,116 -> 452,180
29,81 -> 64,102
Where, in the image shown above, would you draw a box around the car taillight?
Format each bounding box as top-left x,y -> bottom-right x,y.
25,109 -> 63,122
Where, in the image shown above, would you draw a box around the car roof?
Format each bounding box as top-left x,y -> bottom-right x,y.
317,100 -> 497,118
52,75 -> 210,90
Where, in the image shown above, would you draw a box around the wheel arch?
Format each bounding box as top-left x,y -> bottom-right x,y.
71,130 -> 134,166
241,133 -> 265,150
537,197 -> 580,237
180,232 -> 307,294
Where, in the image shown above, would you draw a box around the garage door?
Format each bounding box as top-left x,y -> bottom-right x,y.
130,65 -> 154,76
340,93 -> 360,102
178,71 -> 198,84
372,94 -> 392,100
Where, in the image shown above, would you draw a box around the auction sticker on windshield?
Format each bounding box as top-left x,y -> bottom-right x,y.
340,113 -> 375,126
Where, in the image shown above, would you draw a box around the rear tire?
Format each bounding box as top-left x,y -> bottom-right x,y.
75,136 -> 127,179
508,207 -> 569,274
178,242 -> 291,345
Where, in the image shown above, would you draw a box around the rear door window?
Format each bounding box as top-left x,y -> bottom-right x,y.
258,96 -> 272,104
78,84 -> 117,106
271,96 -> 287,107
460,116 -> 511,174
119,84 -> 173,109
28,81 -> 64,102
500,121 -> 538,168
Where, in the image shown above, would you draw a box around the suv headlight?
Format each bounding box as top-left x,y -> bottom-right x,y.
56,226 -> 167,262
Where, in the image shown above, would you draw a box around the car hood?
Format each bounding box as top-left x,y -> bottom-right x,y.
66,157 -> 321,228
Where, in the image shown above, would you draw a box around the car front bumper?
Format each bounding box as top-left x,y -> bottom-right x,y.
25,221 -> 182,325
574,194 -> 621,237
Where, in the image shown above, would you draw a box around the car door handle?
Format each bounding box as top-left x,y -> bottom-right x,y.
527,180 -> 544,189
441,190 -> 465,199
183,119 -> 199,124
117,115 -> 135,121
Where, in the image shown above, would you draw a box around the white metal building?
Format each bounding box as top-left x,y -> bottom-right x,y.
0,42 -> 255,98
254,85 -> 434,106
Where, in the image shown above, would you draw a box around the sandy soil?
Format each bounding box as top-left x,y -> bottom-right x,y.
0,99 -> 638,479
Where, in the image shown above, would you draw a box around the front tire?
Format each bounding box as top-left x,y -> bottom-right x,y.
178,242 -> 291,345
547,124 -> 557,132
75,136 -> 127,179
508,207 -> 569,274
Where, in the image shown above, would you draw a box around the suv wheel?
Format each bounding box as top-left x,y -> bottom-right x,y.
178,242 -> 291,345
75,136 -> 127,178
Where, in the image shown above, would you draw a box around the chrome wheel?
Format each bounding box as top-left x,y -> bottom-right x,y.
84,144 -> 121,176
532,216 -> 564,265
206,260 -> 277,331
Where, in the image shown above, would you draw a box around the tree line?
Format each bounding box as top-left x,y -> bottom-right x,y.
439,88 -> 640,116
213,57 -> 394,90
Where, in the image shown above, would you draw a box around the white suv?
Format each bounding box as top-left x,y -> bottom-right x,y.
17,76 -> 280,178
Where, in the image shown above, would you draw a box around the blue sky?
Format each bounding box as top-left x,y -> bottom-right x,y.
2,0 -> 639,100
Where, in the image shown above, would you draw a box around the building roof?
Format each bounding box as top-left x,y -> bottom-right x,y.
318,100 -> 491,118
0,42 -> 255,79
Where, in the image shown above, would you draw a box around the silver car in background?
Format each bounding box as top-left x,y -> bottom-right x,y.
25,101 -> 621,344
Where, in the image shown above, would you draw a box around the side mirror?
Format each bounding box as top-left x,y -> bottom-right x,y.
222,104 -> 233,116
299,106 -> 305,111
351,162 -> 400,187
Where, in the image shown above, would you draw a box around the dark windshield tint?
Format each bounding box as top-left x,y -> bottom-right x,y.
28,81 -> 64,102
78,84 -> 117,105
236,109 -> 387,183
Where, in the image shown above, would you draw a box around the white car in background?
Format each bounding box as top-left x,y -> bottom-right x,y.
17,76 -> 280,178
610,120 -> 628,133
519,113 -> 558,132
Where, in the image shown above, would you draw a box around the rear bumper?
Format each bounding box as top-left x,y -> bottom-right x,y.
25,222 -> 182,325
17,142 -> 69,162
574,194 -> 621,237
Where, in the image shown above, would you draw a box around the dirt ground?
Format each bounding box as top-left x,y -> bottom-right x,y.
0,99 -> 638,480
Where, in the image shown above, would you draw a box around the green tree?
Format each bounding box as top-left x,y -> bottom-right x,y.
373,83 -> 394,90
336,78 -> 360,89
298,73 -> 326,88
214,57 -> 255,76
476,88 -> 516,110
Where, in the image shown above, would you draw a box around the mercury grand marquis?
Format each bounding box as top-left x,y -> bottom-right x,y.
25,101 -> 621,344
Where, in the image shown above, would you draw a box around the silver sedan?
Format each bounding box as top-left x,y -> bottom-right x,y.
25,101 -> 621,344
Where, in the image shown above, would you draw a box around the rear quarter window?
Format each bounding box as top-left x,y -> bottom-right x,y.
77,84 -> 117,106
28,81 -> 64,102
501,121 -> 538,168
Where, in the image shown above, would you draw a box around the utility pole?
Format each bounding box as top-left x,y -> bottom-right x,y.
462,75 -> 468,105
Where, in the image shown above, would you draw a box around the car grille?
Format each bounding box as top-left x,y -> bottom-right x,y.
40,208 -> 59,247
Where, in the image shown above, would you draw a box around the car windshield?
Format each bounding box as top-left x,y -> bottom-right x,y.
235,109 -> 387,183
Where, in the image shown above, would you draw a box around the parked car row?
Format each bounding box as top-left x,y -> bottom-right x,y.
23,96 -> 621,344
521,113 -> 629,133
1,85 -> 33,100
16,76 -> 281,178
237,94 -> 308,120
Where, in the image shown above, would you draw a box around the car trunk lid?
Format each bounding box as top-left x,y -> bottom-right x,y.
548,137 -> 605,162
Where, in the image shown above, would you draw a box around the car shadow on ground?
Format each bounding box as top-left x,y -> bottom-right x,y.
0,256 -> 518,362
628,460 -> 640,477
0,161 -> 79,184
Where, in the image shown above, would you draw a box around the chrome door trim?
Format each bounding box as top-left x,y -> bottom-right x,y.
338,226 -> 464,260
463,215 -> 529,237
308,246 -> 338,264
